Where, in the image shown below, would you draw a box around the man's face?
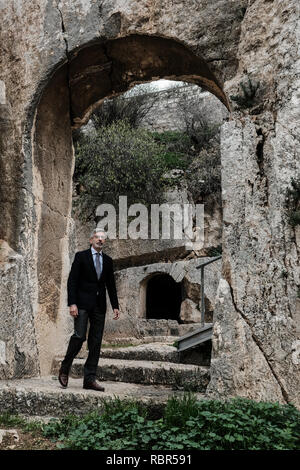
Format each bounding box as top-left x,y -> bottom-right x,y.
90,232 -> 106,251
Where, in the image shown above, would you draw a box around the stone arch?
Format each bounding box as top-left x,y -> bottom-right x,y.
67,34 -> 230,127
30,34 -> 229,374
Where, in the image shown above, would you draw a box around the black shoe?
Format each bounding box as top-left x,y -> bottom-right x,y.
58,368 -> 69,388
83,380 -> 105,392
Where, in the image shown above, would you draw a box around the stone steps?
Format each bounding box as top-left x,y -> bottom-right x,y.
100,342 -> 180,363
82,338 -> 211,367
0,338 -> 211,420
0,377 -> 207,419
52,356 -> 210,392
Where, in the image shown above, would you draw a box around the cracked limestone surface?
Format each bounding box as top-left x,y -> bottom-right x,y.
206,278 -> 288,403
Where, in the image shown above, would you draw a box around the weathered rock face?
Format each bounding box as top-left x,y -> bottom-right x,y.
206,278 -> 288,403
207,116 -> 300,405
0,0 -> 299,407
0,241 -> 39,378
205,0 -> 300,406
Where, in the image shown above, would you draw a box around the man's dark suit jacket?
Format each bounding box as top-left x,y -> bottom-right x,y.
67,249 -> 119,313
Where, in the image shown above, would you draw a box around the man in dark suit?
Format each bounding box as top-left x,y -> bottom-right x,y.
58,229 -> 120,391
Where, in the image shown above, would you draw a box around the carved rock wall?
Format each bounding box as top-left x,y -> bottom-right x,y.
0,0 -> 299,407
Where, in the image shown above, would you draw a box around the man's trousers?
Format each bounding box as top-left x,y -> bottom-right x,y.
60,305 -> 105,383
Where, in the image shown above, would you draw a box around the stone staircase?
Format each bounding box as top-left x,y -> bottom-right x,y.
0,323 -> 212,419
52,342 -> 210,392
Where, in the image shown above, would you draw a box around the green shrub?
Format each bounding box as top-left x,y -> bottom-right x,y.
73,120 -> 169,221
42,395 -> 300,451
160,151 -> 189,170
230,76 -> 260,110
185,121 -> 220,149
151,130 -> 193,170
185,145 -> 221,207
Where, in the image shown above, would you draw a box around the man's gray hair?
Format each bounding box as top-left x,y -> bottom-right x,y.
90,228 -> 107,238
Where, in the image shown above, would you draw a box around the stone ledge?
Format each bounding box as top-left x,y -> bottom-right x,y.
0,377 -> 207,418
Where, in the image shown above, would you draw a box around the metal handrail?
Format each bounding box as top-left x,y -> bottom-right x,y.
196,255 -> 222,326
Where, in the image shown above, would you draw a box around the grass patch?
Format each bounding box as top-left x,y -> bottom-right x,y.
0,412 -> 26,428
0,413 -> 55,450
0,412 -> 44,436
151,130 -> 192,171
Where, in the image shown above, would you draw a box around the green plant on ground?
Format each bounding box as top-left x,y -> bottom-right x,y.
163,392 -> 198,428
40,394 -> 300,450
161,151 -> 189,170
151,130 -> 191,146
0,413 -> 26,428
0,412 -> 44,438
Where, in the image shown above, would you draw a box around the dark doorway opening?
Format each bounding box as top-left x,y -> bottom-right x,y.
146,274 -> 182,321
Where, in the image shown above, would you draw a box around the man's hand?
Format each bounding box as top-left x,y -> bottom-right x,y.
113,309 -> 120,320
69,305 -> 78,317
